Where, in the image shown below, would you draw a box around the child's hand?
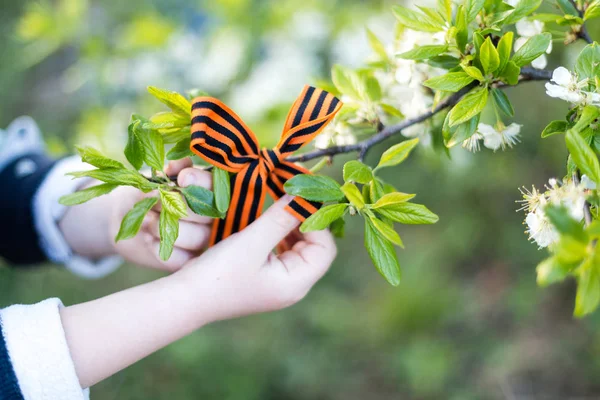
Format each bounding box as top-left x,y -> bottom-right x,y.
109,158 -> 213,271
61,194 -> 337,388
175,195 -> 337,323
60,158 -> 213,272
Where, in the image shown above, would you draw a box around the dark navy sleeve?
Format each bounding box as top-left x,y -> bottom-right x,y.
0,317 -> 25,400
0,154 -> 57,265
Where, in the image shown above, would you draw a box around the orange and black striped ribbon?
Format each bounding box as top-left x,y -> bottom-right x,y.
190,85 -> 342,247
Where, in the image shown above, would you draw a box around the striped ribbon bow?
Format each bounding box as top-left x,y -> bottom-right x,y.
190,85 -> 342,247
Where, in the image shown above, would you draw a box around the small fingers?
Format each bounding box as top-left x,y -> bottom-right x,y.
177,167 -> 212,190
242,195 -> 299,254
164,158 -> 193,177
277,229 -> 337,285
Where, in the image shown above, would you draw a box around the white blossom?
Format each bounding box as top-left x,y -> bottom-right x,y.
477,123 -> 521,151
525,208 -> 559,248
461,132 -> 483,152
313,122 -> 356,149
519,178 -> 589,248
545,66 -> 600,105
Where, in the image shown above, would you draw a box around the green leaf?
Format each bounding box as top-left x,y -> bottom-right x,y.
444,114 -> 480,148
497,31 -> 514,73
461,65 -> 485,82
166,137 -> 192,160
159,208 -> 180,261
392,5 -> 445,32
536,256 -> 570,287
511,32 -> 551,67
544,205 -> 587,242
448,87 -> 488,127
454,5 -> 469,52
504,0 -> 543,25
213,167 -> 230,215
554,236 -> 588,266
147,86 -> 191,117
180,185 -> 221,218
585,0 -> 600,21
330,217 -> 346,238
75,146 -> 124,169
284,174 -> 345,202
343,160 -> 373,184
491,88 -> 514,117
565,129 -> 600,185
423,72 -> 475,92
364,218 -> 401,286
59,183 -> 118,206
147,111 -> 190,131
541,120 -> 569,138
375,138 -> 419,170
575,43 -> 600,81
135,122 -> 165,172
572,105 -> 600,134
376,202 -> 439,224
341,182 -> 365,209
379,103 -> 405,119
366,28 -> 388,59
397,44 -> 449,60
125,120 -> 145,170
300,204 -> 348,233
371,192 -> 416,208
331,64 -> 363,100
365,76 -> 382,101
480,37 -> 500,75
369,179 -> 386,203
417,6 -> 447,27
466,0 -> 485,21
575,259 -> 600,317
68,168 -> 157,192
499,61 -> 521,85
438,0 -> 452,20
159,188 -> 188,218
115,197 -> 158,242
369,216 -> 403,247
426,55 -> 461,69
557,0 -> 578,14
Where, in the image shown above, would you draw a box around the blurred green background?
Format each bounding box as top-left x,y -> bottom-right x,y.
2,0 -> 600,398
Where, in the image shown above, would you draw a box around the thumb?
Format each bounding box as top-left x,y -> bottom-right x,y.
238,195 -> 299,253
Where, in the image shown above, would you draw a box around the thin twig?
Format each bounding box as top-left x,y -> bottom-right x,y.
288,68 -> 553,163
569,0 -> 594,44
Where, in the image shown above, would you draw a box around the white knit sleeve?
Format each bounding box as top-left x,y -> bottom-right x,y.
0,298 -> 90,400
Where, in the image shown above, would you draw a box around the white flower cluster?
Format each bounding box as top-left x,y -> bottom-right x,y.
519,177 -> 591,248
384,29 -> 446,138
462,123 -> 521,152
545,67 -> 600,106
314,121 -> 357,149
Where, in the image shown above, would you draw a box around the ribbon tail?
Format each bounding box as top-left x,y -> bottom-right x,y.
209,162 -> 267,246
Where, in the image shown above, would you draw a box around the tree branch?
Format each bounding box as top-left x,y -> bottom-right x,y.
569,0 -> 594,44
288,68 -> 553,163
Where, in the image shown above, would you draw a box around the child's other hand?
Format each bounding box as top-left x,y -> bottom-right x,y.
175,195 -> 337,323
109,158 -> 213,271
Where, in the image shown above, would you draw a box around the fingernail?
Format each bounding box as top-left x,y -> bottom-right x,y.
182,171 -> 195,187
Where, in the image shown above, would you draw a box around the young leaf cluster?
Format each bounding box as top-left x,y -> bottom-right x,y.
60,87 -> 229,261
284,138 -> 438,286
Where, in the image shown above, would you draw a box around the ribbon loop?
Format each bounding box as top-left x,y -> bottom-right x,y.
190,85 -> 342,247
